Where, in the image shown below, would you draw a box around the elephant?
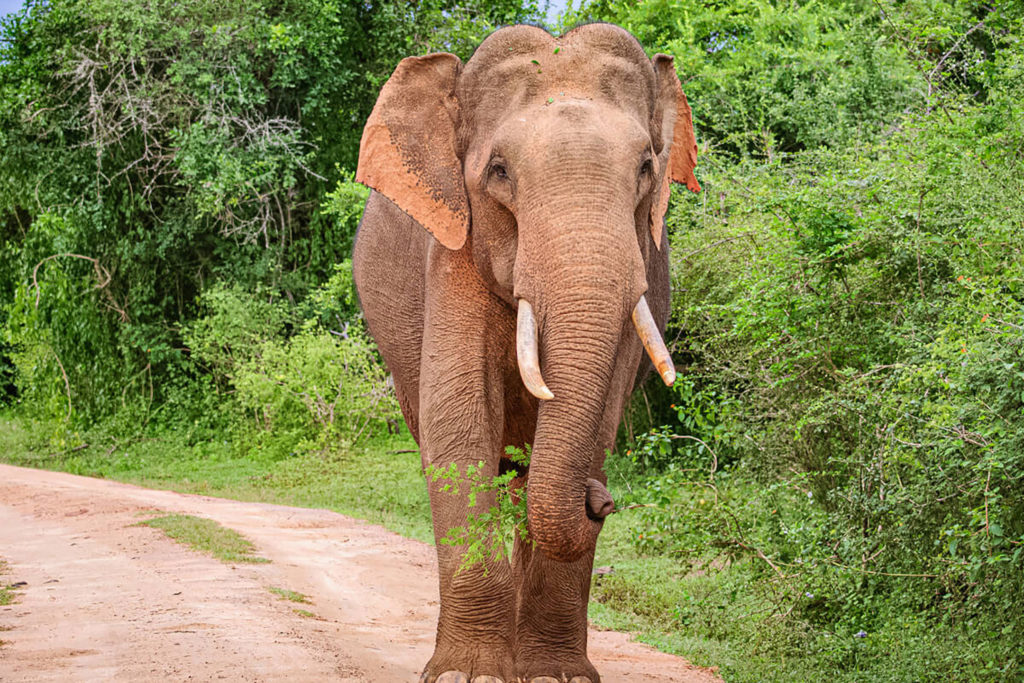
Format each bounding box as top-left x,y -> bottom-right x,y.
352,23 -> 699,683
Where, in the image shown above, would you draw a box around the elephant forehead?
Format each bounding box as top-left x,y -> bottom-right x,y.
459,25 -> 657,141
493,100 -> 645,160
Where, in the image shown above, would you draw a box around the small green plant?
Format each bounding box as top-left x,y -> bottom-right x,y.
268,586 -> 311,604
0,560 -> 21,607
138,515 -> 270,564
426,445 -> 532,574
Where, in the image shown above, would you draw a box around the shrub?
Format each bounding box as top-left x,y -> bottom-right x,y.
234,322 -> 399,443
617,38 -> 1024,675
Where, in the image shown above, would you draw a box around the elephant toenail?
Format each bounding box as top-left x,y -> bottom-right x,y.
529,678 -> 560,683
471,677 -> 504,683
436,673 -> 470,683
569,678 -> 593,683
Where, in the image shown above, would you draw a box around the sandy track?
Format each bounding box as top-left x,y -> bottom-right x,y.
0,464 -> 719,682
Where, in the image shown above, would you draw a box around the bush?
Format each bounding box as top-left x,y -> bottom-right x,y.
613,23 -> 1024,675
0,0 -> 539,437
234,322 -> 399,444
571,0 -> 917,159
185,273 -> 399,446
183,284 -> 291,392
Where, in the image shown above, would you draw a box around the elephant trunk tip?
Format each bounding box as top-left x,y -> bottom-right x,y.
527,478 -> 612,563
585,478 -> 615,520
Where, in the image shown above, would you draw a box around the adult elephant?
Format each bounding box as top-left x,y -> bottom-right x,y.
352,23 -> 699,683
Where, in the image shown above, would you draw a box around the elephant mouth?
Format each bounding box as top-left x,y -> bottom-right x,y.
515,294 -> 676,401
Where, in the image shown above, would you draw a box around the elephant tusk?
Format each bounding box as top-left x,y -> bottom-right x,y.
632,296 -> 676,386
516,299 -> 554,401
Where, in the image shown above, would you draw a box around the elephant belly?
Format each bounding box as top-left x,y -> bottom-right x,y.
353,191 -> 432,443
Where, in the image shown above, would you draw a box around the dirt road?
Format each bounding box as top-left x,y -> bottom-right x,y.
0,464 -> 719,682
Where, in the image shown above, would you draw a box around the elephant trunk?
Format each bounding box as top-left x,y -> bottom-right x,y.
516,223 -> 641,562
525,300 -> 621,562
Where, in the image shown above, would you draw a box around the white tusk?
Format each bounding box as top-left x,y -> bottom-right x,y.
632,296 -> 676,386
516,299 -> 554,400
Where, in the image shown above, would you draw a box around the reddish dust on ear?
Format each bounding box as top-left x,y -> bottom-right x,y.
668,89 -> 700,194
648,58 -> 700,250
356,53 -> 470,251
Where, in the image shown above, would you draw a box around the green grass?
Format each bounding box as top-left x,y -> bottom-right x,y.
0,414 -> 432,542
590,475 -> 756,678
0,412 -> 995,682
138,514 -> 269,564
0,560 -> 18,607
268,586 -> 311,603
293,608 -> 318,619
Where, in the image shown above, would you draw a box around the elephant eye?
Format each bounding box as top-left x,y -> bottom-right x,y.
485,158 -> 515,207
639,158 -> 654,177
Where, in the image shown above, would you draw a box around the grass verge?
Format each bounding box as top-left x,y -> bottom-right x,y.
139,514 -> 269,564
0,561 -> 18,607
0,411 -> 946,682
268,586 -> 311,603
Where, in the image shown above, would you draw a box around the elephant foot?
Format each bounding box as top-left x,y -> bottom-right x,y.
419,673 -> 504,683
517,654 -> 600,683
419,642 -> 514,683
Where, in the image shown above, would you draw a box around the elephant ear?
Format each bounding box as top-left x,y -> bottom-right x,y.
356,53 -> 470,250
649,54 -> 701,249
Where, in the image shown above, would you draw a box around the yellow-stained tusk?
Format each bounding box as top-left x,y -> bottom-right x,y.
516,299 -> 554,400
632,296 -> 676,386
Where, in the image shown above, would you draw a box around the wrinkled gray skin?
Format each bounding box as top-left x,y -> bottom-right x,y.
352,23 -> 698,683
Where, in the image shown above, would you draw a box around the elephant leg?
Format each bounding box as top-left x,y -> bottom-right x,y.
418,243 -> 517,683
512,532 -> 600,683
422,480 -> 517,683
512,325 -> 640,683
510,477 -> 616,682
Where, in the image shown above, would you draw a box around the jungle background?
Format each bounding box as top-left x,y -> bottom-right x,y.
1,0 -> 1022,680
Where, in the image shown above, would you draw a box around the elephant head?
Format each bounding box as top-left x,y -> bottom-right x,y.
356,24 -> 699,563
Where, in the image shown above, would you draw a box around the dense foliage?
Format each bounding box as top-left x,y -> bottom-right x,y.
0,0 -> 535,427
584,0 -> 1024,678
2,0 -> 1023,680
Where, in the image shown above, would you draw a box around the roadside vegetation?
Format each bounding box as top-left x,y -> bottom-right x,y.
0,560 -> 21,607
139,514 -> 270,564
269,586 -> 313,604
1,0 -> 1022,681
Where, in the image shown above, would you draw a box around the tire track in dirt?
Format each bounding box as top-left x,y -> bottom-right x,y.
0,464 -> 720,682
